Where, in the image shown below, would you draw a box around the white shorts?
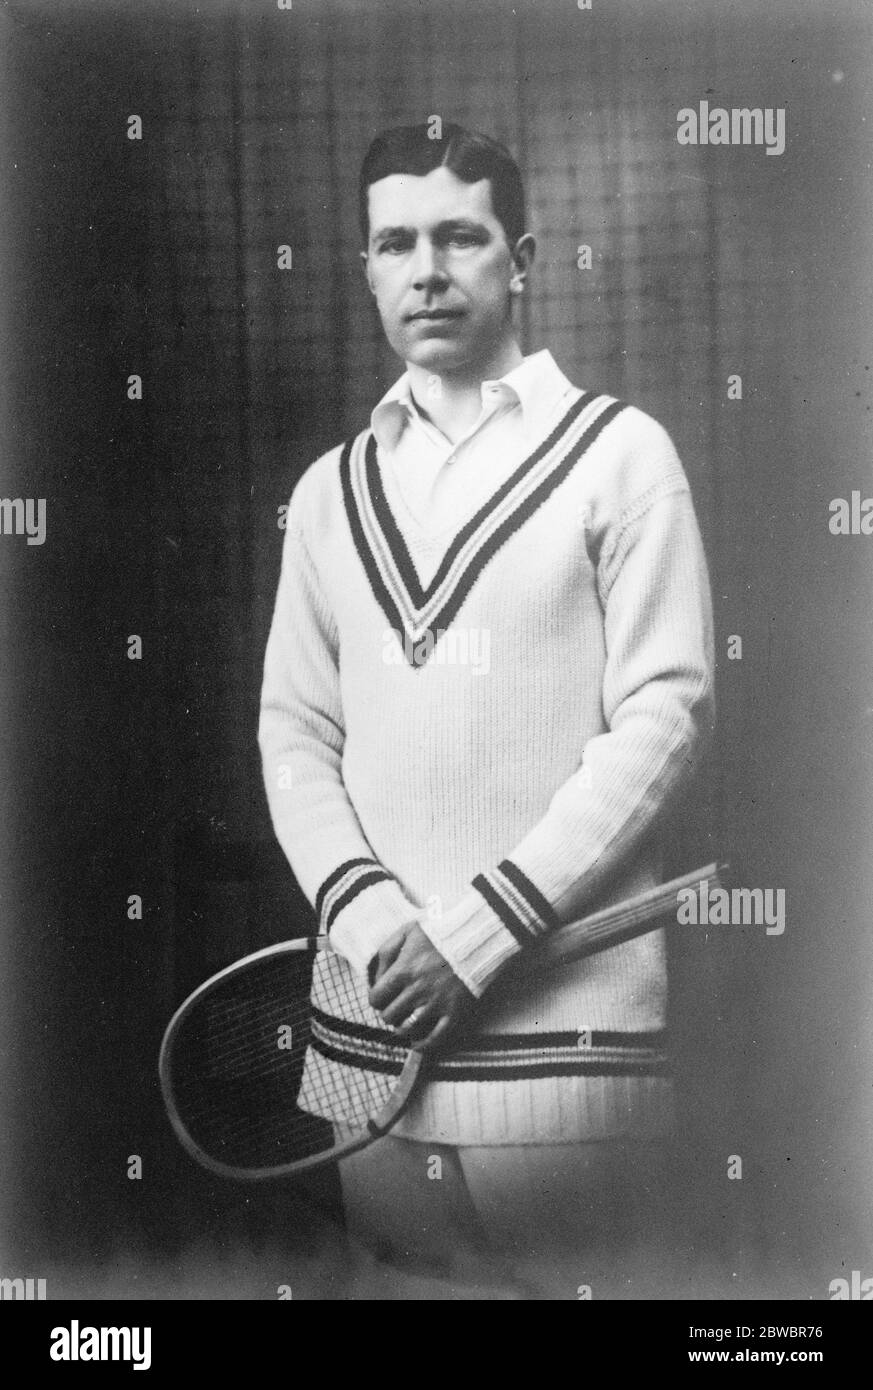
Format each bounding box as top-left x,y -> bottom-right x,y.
334,1126 -> 679,1298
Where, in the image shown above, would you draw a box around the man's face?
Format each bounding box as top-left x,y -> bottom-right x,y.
362,166 -> 522,374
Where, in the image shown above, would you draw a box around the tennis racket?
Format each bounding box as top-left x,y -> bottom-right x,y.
159,860 -> 727,1181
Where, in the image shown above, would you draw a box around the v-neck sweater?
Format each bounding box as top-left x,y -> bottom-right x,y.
258,381 -> 714,1144
369,348 -> 579,532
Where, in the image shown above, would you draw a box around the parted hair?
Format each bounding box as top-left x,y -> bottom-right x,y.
359,122 -> 526,247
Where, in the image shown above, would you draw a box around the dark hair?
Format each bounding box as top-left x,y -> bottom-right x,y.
359,122 -> 526,248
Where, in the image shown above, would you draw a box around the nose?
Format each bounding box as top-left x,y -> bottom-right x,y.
410,238 -> 449,292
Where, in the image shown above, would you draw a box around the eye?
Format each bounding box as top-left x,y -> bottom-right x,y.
447,231 -> 481,247
377,238 -> 410,255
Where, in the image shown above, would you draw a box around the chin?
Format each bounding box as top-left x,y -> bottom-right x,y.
403,340 -> 469,372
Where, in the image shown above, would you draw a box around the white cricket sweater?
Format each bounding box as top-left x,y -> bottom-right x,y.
258,362 -> 715,1145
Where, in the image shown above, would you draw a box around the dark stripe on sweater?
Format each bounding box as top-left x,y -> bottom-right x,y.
324,868 -> 393,931
427,1058 -> 671,1081
311,1004 -> 666,1053
310,1034 -> 669,1082
310,1035 -> 405,1078
314,856 -> 379,922
497,859 -> 561,932
365,391 -> 597,607
403,400 -> 627,658
471,873 -> 534,947
357,398 -> 627,669
340,439 -> 406,636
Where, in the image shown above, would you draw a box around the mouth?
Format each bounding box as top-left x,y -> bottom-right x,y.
406,308 -> 465,322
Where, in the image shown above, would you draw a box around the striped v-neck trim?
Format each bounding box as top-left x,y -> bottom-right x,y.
340,390 -> 626,667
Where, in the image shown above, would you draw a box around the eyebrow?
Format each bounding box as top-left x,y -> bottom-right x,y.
371,218 -> 491,243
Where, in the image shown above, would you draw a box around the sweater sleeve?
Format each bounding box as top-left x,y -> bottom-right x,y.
258,473 -> 421,976
418,465 -> 715,998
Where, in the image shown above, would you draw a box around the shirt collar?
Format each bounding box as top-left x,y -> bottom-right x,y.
370,350 -> 574,452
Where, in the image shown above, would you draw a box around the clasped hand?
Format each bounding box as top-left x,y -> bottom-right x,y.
367,921 -> 475,1054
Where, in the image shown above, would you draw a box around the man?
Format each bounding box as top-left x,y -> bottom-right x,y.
259,123 -> 714,1296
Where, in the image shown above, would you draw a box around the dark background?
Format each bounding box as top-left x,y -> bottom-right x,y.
0,0 -> 871,1297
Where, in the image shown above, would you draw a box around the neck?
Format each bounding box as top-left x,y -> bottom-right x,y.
406,337 -> 524,444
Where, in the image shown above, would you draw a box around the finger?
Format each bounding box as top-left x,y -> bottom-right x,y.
368,928 -> 407,987
395,999 -> 440,1044
368,966 -> 406,1012
372,983 -> 423,1028
368,950 -> 419,1010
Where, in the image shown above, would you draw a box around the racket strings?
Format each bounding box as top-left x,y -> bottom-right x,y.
167,946 -> 403,1170
300,951 -> 400,1126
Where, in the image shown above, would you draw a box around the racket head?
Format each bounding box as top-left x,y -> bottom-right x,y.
159,939 -> 423,1181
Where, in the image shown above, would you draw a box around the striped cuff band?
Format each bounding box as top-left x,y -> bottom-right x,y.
315,857 -> 395,935
472,859 -> 561,946
420,861 -> 559,998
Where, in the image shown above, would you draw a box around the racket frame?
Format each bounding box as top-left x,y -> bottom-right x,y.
158,936 -> 424,1181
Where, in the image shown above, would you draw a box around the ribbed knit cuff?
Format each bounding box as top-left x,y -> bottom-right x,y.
420,859 -> 562,997
416,890 -> 518,998
315,857 -> 420,978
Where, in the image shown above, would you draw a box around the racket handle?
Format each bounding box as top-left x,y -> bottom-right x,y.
518,860 -> 730,972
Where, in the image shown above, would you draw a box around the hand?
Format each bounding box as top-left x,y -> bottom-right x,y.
368,922 -> 476,1054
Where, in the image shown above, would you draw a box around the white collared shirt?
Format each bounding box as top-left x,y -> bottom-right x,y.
369,349 -> 578,532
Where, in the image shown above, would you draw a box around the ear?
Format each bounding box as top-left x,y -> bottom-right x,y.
508,233 -> 536,296
360,249 -> 377,297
